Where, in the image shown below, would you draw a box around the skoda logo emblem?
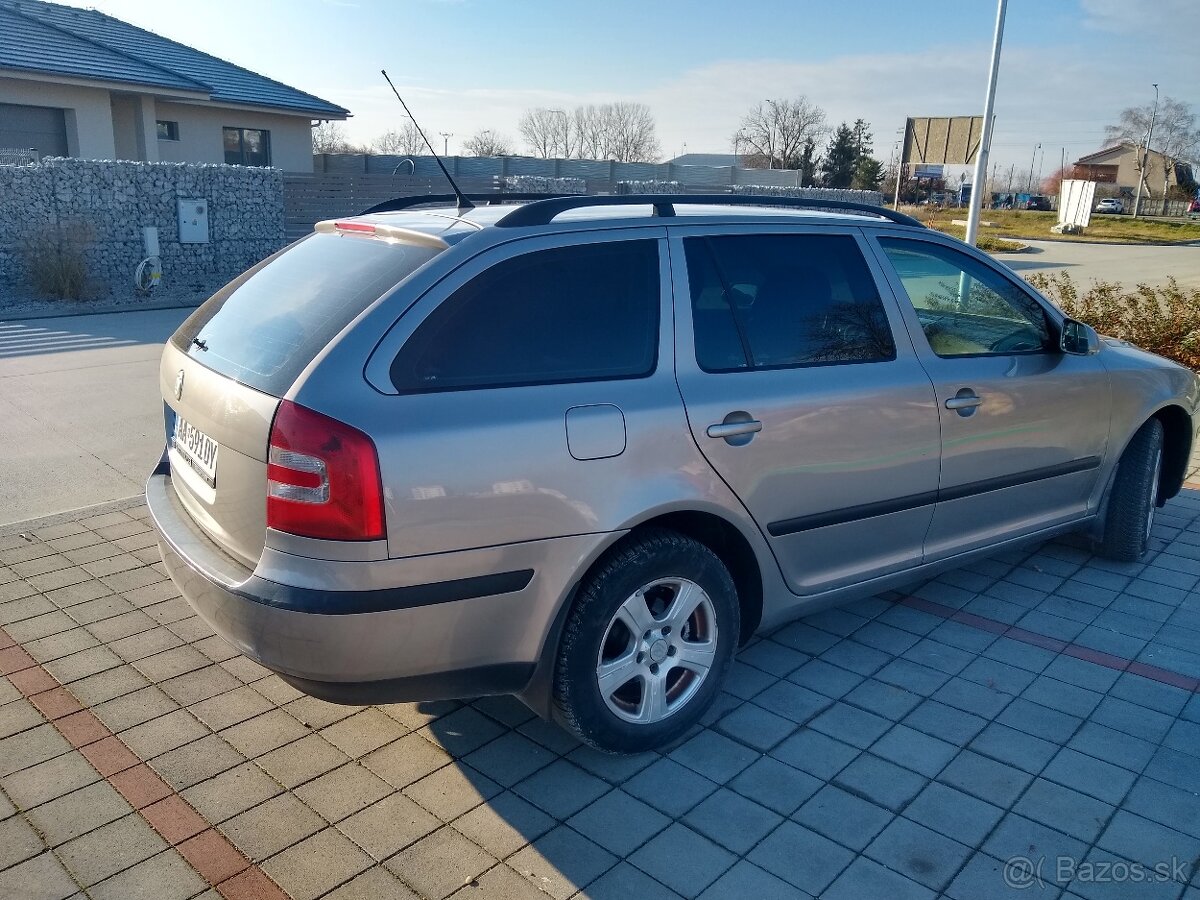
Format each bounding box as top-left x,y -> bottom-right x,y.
175,370 -> 185,400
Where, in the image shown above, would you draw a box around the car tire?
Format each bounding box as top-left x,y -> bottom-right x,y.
1098,419 -> 1164,562
552,528 -> 739,754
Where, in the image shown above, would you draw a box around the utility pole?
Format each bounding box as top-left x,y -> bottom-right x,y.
1026,142 -> 1040,192
439,132 -> 453,156
965,0 -> 1007,247
1132,83 -> 1158,219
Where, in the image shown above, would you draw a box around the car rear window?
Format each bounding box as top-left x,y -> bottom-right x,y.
172,232 -> 440,396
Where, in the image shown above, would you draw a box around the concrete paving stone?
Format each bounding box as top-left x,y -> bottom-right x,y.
817,638 -> 891,676
120,708 -> 207,758
1067,846 -> 1188,900
0,747 -> 99,809
1184,691 -> 1200,725
64,594 -> 136,626
1123,776 -> 1200,838
81,554 -> 143,579
1143,746 -> 1200,795
628,823 -> 733,898
414,706 -> 505,758
748,820 -> 855,895
514,716 -> 582,755
770,726 -> 858,781
1162,718 -> 1200,759
163,616 -> 213,644
0,789 -> 12,821
870,723 -> 958,778
566,744 -> 657,784
0,723 -> 72,778
42,645 -> 123,684
149,733 -> 246,791
804,608 -> 870,637
106,626 -> 183,663
1041,747 -> 1137,805
1018,609 -> 1086,642
62,542 -> 124,567
1090,696 -> 1174,743
219,793 -> 326,862
843,678 -> 922,721
729,755 -> 822,816
284,695 -> 365,731
970,722 -> 1059,774
787,658 -> 865,699
337,791 -> 441,860
142,597 -> 196,628
256,734 -> 351,790
1042,654 -> 1121,693
683,787 -> 783,856
68,663 -> 151,707
852,621 -> 922,656
623,758 -> 717,818
902,699 -> 987,746
324,867 -> 420,900
133,644 -> 211,682
583,861 -> 685,900
982,812 -> 1090,871
182,761 -> 282,824
866,816 -> 972,892
0,697 -> 43,739
84,610 -> 158,644
6,611 -> 79,644
385,827 -> 498,900
1009,568 -> 1067,594
55,812 -> 167,887
567,788 -> 671,858
157,663 -> 242,707
221,708 -> 311,759
90,685 -> 175,733
903,780 -> 1003,848
512,758 -> 610,820
189,684 -> 275,731
1098,810 -> 1200,874
695,859 -> 804,900
25,779 -> 132,846
1014,778 -> 1115,844
0,676 -> 17,705
720,659 -> 777,700
996,698 -> 1083,744
1057,578 -> 1120,607
0,595 -> 54,625
0,814 -> 44,870
714,701 -> 796,751
12,554 -> 75,579
1021,674 -> 1103,719
945,852 -> 1061,900
446,863 -> 550,900
122,580 -> 181,609
23,628 -> 100,664
404,760 -> 502,822
826,856 -> 935,900
834,752 -> 927,812
0,851 -> 84,900
1137,565 -> 1199,591
376,699 -> 461,732
963,594 -> 1027,625
751,679 -> 831,724
1074,626 -> 1148,658
793,783 -> 892,852
262,828 -> 374,900
452,790 -> 555,860
1108,592 -> 1174,623
293,762 -> 392,824
361,732 -> 451,790
961,656 -> 1039,696
902,637 -> 978,677
738,637 -> 808,676
669,728 -> 759,783
461,732 -> 555,789
876,603 -> 943,636
807,701 -> 892,750
932,676 -> 1013,719
1066,721 -> 1157,773
939,749 -> 1034,808
1039,594 -> 1106,626
191,634 -> 239,664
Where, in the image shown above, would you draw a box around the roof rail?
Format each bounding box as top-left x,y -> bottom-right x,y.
492,194 -> 925,229
359,193 -> 572,216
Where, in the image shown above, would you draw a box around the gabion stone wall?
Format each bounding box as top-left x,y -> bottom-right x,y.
730,184 -> 885,206
616,181 -> 684,195
0,158 -> 285,300
503,175 -> 586,194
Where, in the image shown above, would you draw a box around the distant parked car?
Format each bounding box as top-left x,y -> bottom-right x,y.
1095,199 -> 1124,214
1023,195 -> 1052,211
1188,198 -> 1200,220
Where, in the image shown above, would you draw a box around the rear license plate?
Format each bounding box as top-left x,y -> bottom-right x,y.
173,416 -> 218,487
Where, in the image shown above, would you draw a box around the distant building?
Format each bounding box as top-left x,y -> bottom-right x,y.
1072,142 -> 1191,197
668,152 -> 743,168
0,0 -> 348,172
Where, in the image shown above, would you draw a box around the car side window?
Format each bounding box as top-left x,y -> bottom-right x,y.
878,238 -> 1052,358
390,240 -> 659,393
683,234 -> 895,372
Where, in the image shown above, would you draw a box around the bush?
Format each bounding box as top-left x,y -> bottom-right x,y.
22,220 -> 94,300
1026,271 -> 1200,369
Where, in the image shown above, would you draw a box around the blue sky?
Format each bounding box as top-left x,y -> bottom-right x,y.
62,0 -> 1198,174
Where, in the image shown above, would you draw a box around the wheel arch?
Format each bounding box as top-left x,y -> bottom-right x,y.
1152,404 -> 1193,502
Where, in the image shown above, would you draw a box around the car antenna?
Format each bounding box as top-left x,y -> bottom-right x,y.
380,69 -> 473,212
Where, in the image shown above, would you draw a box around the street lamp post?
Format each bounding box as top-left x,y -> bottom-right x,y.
1132,83 -> 1159,219
1026,142 -> 1040,192
965,0 -> 1007,247
439,132 -> 453,156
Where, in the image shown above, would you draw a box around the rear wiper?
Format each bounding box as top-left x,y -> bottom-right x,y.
191,338 -> 208,352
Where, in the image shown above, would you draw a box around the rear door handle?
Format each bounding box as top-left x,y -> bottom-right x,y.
707,420 -> 762,439
945,389 -> 983,415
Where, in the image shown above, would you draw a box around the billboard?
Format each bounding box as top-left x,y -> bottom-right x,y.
1058,180 -> 1096,229
902,117 -> 986,166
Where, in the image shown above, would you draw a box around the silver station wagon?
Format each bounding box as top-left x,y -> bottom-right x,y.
148,194 -> 1199,753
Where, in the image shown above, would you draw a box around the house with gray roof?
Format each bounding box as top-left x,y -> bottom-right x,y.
0,0 -> 348,171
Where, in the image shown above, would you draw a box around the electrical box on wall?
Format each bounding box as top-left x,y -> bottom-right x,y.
177,198 -> 209,244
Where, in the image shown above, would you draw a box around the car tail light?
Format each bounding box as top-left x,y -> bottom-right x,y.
266,400 -> 385,541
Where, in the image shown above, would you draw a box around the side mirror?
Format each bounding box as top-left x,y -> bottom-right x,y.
1060,319 -> 1100,355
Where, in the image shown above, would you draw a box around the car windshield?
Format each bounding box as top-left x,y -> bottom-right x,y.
172,232 -> 441,396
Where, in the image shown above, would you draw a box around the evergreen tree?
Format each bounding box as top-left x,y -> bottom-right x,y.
798,138 -> 818,187
820,123 -> 858,188
852,156 -> 885,190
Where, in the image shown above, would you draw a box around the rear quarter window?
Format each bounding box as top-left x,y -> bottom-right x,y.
173,232 -> 440,396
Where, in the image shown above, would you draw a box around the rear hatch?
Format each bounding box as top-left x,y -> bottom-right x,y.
162,228 -> 443,567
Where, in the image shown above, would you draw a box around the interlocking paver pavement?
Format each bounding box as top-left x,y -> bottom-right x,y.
3,490 -> 1200,899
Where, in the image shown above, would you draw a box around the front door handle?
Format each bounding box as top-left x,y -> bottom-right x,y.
707,412 -> 762,446
945,389 -> 983,416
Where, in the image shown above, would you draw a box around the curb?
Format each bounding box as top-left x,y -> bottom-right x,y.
0,296 -> 204,322
0,494 -> 147,537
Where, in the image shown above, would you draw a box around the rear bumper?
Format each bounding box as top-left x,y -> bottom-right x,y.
146,472 -> 605,703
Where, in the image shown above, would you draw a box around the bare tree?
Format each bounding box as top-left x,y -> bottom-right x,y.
373,124 -> 426,156
462,129 -> 515,157
731,97 -> 827,170
520,103 -> 660,162
1106,96 -> 1200,197
602,102 -> 661,162
312,121 -> 359,154
519,108 -> 572,158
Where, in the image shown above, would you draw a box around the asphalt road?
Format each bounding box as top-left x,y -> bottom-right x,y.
2,238 -> 1198,525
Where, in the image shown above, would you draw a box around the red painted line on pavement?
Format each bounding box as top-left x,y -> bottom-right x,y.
898,595 -> 1200,692
0,624 -> 291,900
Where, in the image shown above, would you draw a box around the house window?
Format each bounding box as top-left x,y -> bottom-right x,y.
223,127 -> 271,166
156,120 -> 180,141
